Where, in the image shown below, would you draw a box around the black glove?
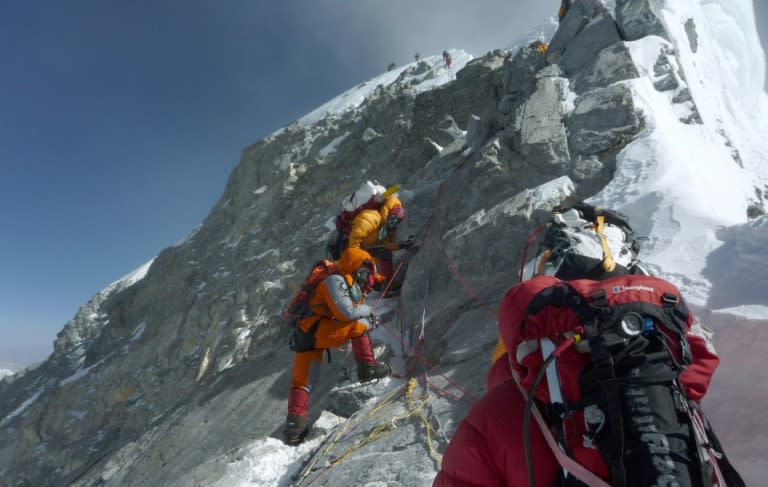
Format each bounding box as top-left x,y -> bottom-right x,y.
399,236 -> 416,249
368,313 -> 381,329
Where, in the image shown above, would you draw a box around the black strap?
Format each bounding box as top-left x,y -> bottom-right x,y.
704,420 -> 746,487
588,335 -> 627,487
289,318 -> 322,352
590,288 -> 608,308
523,283 -> 596,332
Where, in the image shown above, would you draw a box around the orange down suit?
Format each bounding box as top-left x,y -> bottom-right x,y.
290,249 -> 375,391
347,195 -> 402,252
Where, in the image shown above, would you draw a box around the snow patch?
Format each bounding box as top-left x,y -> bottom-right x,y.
60,358 -> 106,386
124,260 -> 153,287
213,270 -> 232,279
210,411 -> 344,487
590,35 -> 757,304
0,387 -> 44,426
530,175 -> 575,204
256,249 -> 280,260
130,322 -> 146,342
318,132 -> 350,157
713,305 -> 768,320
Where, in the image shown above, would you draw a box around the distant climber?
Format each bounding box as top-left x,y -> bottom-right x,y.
433,205 -> 744,487
529,40 -> 548,54
387,61 -> 396,71
442,50 -> 452,68
285,248 -> 391,445
414,52 -> 421,62
558,0 -> 573,22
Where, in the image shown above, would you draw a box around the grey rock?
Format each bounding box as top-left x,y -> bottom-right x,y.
502,44 -> 547,99
497,95 -> 517,115
436,115 -> 464,138
717,128 -> 744,168
747,203 -> 765,219
654,74 -> 679,92
747,186 -> 768,219
328,380 -> 391,417
570,156 -> 607,183
517,77 -> 570,166
571,42 -> 640,94
536,64 -> 565,79
615,0 -> 670,41
679,104 -> 703,125
467,114 -> 491,152
412,49 -> 506,144
548,0 -> 604,56
672,88 -> 693,104
567,83 -> 643,155
561,14 -> 622,75
497,45 -> 548,129
457,49 -> 508,83
685,18 -> 699,53
652,49 -> 680,92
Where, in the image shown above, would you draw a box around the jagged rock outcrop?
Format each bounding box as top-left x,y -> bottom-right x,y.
567,83 -> 642,155
516,70 -> 570,165
615,0 -> 670,41
570,41 -> 639,94
0,3 -> 744,486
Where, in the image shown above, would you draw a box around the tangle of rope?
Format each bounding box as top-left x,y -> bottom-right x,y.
295,383 -> 407,485
301,378 -> 441,486
368,257 -> 478,405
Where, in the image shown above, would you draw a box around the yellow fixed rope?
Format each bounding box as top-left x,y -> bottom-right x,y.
307,378 -> 440,475
383,184 -> 401,198
329,378 -> 439,465
535,250 -> 552,276
295,383 -> 409,485
595,215 -> 616,272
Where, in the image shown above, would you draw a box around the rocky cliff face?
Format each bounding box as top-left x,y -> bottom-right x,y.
0,1 -> 759,485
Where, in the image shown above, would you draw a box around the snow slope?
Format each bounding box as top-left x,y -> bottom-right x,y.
589,0 -> 768,313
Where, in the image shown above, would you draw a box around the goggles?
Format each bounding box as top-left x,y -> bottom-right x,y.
386,214 -> 402,230
353,259 -> 377,290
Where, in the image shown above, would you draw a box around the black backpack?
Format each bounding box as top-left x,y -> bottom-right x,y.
283,259 -> 340,353
515,275 -> 745,487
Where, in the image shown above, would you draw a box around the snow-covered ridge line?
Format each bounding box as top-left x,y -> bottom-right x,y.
589,0 -> 768,310
287,49 -> 473,130
108,258 -> 154,290
51,258 -> 155,364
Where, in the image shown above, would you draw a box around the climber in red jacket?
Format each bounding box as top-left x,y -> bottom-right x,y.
433,274 -> 720,486
433,205 -> 733,486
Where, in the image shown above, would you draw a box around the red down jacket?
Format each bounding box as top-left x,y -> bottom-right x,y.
433,275 -> 720,487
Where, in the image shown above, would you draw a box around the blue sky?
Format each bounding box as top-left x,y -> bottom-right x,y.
1,1 -> 766,370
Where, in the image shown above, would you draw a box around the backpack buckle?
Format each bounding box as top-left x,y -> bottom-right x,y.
662,293 -> 679,306
590,289 -> 608,307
